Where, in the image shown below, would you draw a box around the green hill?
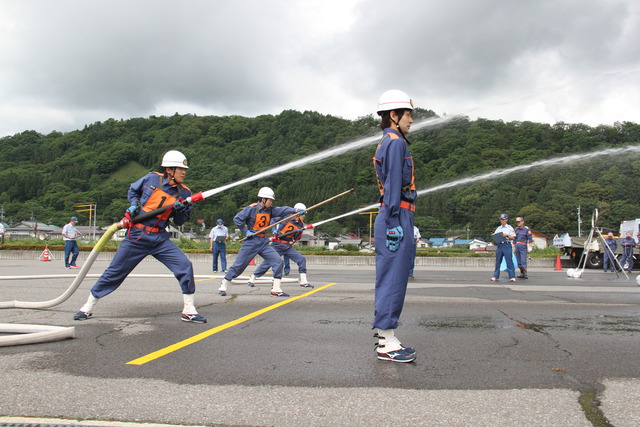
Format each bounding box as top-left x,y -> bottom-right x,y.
1,110 -> 639,240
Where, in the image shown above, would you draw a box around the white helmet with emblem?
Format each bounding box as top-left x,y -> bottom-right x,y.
257,187 -> 275,200
161,150 -> 189,168
294,203 -> 306,211
377,89 -> 414,114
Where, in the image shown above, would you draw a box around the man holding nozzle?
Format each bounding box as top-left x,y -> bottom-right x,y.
248,202 -> 314,289
73,150 -> 206,324
218,187 -> 304,298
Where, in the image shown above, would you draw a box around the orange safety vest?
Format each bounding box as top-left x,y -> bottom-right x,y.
140,173 -> 182,221
248,203 -> 271,233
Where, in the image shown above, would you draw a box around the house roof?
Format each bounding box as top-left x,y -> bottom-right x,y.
452,239 -> 473,245
9,221 -> 62,232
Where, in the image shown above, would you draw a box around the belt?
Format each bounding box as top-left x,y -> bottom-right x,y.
516,242 -> 528,245
251,233 -> 266,238
273,239 -> 292,244
380,201 -> 416,212
133,223 -> 163,233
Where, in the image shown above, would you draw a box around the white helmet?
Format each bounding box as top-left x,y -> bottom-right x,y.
161,150 -> 189,168
257,186 -> 275,200
294,203 -> 306,211
377,89 -> 414,114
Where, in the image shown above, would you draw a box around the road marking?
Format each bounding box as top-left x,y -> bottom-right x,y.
126,282 -> 337,365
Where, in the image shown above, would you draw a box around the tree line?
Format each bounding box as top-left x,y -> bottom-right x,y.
1,109 -> 639,241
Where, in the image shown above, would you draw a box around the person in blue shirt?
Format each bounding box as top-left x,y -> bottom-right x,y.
372,89 -> 417,363
514,216 -> 533,279
61,216 -> 81,269
209,219 -> 229,273
218,187 -> 303,297
408,225 -> 421,279
491,213 -> 516,282
73,150 -> 206,324
619,231 -> 635,272
603,232 -> 618,272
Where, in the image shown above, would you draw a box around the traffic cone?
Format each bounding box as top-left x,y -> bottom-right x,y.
249,258 -> 255,266
554,254 -> 562,270
40,246 -> 51,262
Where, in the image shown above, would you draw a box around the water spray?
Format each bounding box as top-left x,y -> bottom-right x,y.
301,144 -> 640,231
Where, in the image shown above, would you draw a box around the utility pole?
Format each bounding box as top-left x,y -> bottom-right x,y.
577,206 -> 582,237
75,202 -> 97,241
358,211 -> 377,249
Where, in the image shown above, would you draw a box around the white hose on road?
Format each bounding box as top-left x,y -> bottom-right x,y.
0,222 -> 122,346
0,323 -> 75,347
0,223 -> 120,309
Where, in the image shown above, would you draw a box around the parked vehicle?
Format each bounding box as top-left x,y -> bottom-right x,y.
553,219 -> 640,269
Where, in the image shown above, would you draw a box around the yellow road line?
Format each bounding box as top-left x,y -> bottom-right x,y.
126,282 -> 337,366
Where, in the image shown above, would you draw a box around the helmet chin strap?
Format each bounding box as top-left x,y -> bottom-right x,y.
166,167 -> 177,185
391,110 -> 409,142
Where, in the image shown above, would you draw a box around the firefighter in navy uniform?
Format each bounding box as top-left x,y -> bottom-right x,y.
248,203 -> 314,289
74,150 -> 206,323
619,231 -> 635,272
218,187 -> 304,297
372,89 -> 417,363
514,216 -> 533,279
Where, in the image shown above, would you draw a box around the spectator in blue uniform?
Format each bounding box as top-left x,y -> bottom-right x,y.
603,232 -> 618,272
248,203 -> 314,289
209,219 -> 229,273
372,89 -> 417,363
514,216 -> 533,279
619,231 -> 635,272
218,187 -> 303,297
491,213 -> 516,282
73,150 -> 206,323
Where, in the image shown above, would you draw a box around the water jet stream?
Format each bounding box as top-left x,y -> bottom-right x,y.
200,115 -> 459,199
308,144 -> 640,229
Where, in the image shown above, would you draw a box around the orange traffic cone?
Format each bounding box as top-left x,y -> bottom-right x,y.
249,258 -> 255,266
40,246 -> 51,262
554,254 -> 562,270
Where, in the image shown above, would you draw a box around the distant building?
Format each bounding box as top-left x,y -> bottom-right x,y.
5,221 -> 62,241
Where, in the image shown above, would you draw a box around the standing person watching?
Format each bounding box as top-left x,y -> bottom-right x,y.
603,232 -> 618,273
490,213 -> 516,282
73,150 -> 206,324
619,231 -> 635,272
0,221 -> 5,244
372,89 -> 417,363
209,219 -> 229,273
62,216 -> 80,269
408,226 -> 421,279
514,216 -> 533,279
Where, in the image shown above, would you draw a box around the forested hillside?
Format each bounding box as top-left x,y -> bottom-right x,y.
1,109 -> 639,240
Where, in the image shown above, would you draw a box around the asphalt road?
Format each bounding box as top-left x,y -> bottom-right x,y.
0,258 -> 639,426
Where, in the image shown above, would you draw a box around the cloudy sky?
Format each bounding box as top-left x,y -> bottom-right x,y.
1,0 -> 639,137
